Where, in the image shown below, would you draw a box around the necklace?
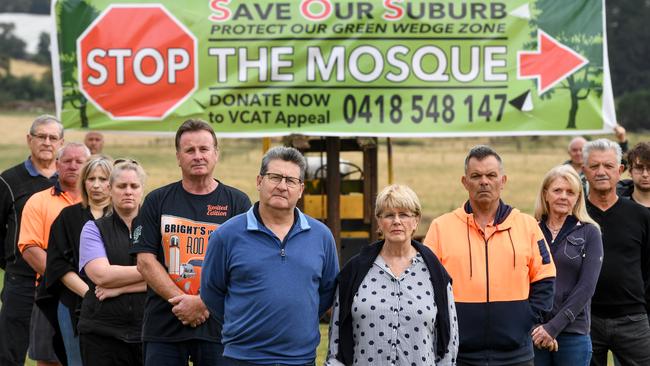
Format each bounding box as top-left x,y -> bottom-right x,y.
547,223 -> 562,235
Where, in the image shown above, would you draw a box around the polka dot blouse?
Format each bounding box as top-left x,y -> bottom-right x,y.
326,253 -> 459,366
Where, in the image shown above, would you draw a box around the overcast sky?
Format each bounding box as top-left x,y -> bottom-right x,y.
0,13 -> 51,54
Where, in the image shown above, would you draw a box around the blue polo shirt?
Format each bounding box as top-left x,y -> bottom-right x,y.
201,204 -> 339,364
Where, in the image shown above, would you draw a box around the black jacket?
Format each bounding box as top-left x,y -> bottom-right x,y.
0,161 -> 56,272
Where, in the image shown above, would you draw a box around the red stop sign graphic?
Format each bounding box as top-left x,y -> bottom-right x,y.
78,4 -> 197,120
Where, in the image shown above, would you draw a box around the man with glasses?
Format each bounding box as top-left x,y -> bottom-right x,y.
617,142 -> 650,208
132,119 -> 251,366
583,139 -> 650,366
423,145 -> 556,366
200,146 -> 339,366
0,115 -> 63,366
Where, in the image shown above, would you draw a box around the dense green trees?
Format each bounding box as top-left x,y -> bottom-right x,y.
0,21 -> 52,106
607,0 -> 650,131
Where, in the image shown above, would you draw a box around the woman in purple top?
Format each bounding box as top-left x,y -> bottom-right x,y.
532,165 -> 603,366
78,160 -> 147,366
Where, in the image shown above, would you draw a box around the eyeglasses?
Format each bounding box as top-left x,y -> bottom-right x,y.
379,212 -> 417,221
113,158 -> 139,166
263,172 -> 302,188
30,133 -> 61,143
632,165 -> 650,174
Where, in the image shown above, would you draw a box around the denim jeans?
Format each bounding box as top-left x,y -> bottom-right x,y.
534,332 -> 591,366
144,340 -> 225,366
221,357 -> 316,366
57,302 -> 82,366
590,313 -> 650,366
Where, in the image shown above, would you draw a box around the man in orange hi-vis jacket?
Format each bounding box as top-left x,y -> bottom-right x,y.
424,145 -> 556,366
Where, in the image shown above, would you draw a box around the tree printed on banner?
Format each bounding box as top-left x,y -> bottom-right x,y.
55,0 -> 99,128
529,0 -> 603,129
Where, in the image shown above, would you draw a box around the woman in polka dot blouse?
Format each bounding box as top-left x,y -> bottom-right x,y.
326,184 -> 459,366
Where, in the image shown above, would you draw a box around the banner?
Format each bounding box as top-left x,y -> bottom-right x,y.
52,0 -> 616,137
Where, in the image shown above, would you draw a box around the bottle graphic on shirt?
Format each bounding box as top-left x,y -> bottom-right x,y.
169,235 -> 181,275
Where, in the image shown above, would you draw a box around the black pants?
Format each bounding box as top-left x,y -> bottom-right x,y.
590,313 -> 650,366
80,333 -> 142,366
0,273 -> 35,366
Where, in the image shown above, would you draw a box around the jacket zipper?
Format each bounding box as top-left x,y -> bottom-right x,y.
484,237 -> 490,302
484,235 -> 491,353
279,235 -> 288,262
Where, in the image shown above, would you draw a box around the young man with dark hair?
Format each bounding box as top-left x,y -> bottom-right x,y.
617,141 -> 650,208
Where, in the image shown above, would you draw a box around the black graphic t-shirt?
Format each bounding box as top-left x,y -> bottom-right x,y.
131,180 -> 251,342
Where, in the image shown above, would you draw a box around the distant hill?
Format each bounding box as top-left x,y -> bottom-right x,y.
0,58 -> 49,79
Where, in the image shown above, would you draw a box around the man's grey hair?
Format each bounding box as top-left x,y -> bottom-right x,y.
464,145 -> 504,174
30,114 -> 64,138
260,146 -> 307,180
583,138 -> 622,166
56,142 -> 91,160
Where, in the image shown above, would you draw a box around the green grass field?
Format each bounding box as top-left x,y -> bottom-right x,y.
0,113 -> 633,365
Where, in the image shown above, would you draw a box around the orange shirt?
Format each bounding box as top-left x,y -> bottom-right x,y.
18,186 -> 80,253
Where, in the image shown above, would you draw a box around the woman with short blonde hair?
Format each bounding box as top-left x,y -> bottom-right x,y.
327,184 -> 458,365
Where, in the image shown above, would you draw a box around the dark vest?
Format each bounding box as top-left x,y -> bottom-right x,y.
77,213 -> 145,342
1,163 -> 55,274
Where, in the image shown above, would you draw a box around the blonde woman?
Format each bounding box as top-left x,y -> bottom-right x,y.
78,160 -> 147,365
45,155 -> 113,365
532,165 -> 602,366
326,184 -> 458,366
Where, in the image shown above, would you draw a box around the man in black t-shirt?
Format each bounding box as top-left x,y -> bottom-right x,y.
0,115 -> 63,366
131,120 -> 251,366
583,139 -> 650,366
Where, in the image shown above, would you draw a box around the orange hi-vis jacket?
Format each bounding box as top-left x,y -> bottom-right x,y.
424,201 -> 556,365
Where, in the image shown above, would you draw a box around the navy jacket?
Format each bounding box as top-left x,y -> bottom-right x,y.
539,216 -> 603,337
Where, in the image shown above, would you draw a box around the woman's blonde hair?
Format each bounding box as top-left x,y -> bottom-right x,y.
110,159 -> 146,187
534,164 -> 599,229
78,155 -> 113,208
375,184 -> 422,218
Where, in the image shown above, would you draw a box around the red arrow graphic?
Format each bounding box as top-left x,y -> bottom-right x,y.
517,29 -> 589,95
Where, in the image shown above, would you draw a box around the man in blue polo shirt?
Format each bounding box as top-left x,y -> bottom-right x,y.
201,146 -> 339,366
